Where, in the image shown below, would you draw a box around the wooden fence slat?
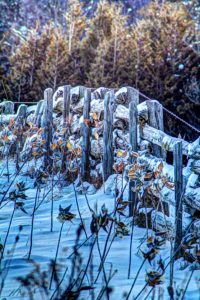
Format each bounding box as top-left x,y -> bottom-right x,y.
16,104 -> 27,122
146,100 -> 166,159
128,87 -> 139,216
15,104 -> 27,170
63,85 -> 71,127
103,91 -> 114,182
174,141 -> 183,258
83,88 -> 91,120
81,88 -> 91,181
61,85 -> 71,171
43,88 -> 53,168
34,100 -> 44,127
128,87 -> 139,152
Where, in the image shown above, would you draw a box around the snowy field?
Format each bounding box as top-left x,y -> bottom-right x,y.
0,159 -> 199,300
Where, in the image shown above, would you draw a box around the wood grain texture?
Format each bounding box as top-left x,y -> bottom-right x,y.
63,85 -> 71,126
146,100 -> 165,159
128,87 -> 139,216
174,141 -> 183,258
103,91 -> 114,182
141,123 -> 189,155
81,87 -> 91,181
43,88 -> 53,168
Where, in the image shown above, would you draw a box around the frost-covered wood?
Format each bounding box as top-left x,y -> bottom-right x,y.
1,83 -> 200,222
184,139 -> 200,211
174,141 -> 183,257
188,138 -> 200,159
53,86 -> 64,112
91,138 -> 103,158
191,160 -> 200,175
146,100 -> 165,159
113,129 -> 129,150
34,100 -> 44,126
129,87 -> 139,152
115,87 -> 129,106
113,102 -> 148,125
61,86 -> 71,170
133,153 -> 176,207
81,88 -> 91,181
0,104 -> 27,125
137,154 -> 175,181
90,99 -> 104,120
141,123 -> 190,155
128,87 -> 139,216
15,104 -> 27,123
43,88 -> 53,168
70,86 -> 81,104
93,87 -> 110,99
63,85 -> 71,126
136,152 -> 200,211
185,173 -> 200,211
0,101 -> 14,114
72,97 -> 84,114
103,91 -> 114,181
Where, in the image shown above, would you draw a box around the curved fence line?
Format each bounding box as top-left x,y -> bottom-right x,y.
138,90 -> 200,134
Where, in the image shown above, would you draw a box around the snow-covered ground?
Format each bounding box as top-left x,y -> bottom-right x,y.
0,160 -> 199,300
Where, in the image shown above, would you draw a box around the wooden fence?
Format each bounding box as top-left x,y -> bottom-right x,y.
0,86 -> 200,238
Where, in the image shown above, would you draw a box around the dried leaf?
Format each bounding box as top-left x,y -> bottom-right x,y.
51,143 -> 57,150
32,152 -> 38,157
161,176 -> 167,184
144,172 -> 153,180
9,117 -> 15,127
66,141 -> 73,151
3,135 -> 10,142
117,150 -> 127,158
128,168 -> 136,178
92,112 -> 98,121
37,128 -> 44,135
60,128 -> 67,135
165,182 -> 174,190
131,151 -> 139,158
154,171 -> 160,178
158,162 -> 164,171
73,147 -> 81,156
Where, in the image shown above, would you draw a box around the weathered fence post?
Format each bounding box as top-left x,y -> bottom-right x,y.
128,87 -> 139,216
43,88 -> 53,169
15,105 -> 27,145
103,91 -> 114,182
146,100 -> 166,159
174,141 -> 183,258
81,87 -> 91,181
16,104 -> 27,122
79,85 -> 86,99
63,85 -> 71,126
34,100 -> 44,127
61,85 -> 71,171
15,104 -> 27,170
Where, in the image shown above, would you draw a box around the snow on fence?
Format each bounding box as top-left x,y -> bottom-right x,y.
0,86 -> 200,219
